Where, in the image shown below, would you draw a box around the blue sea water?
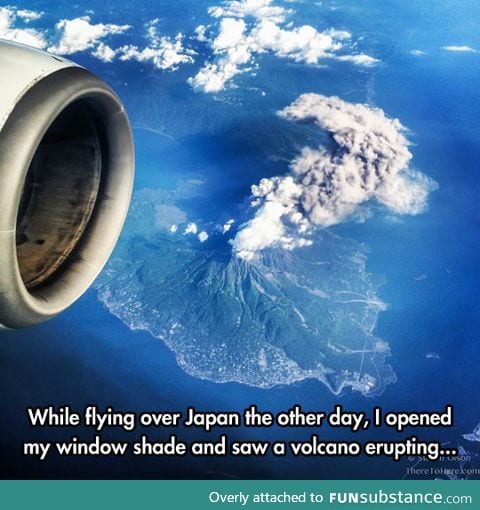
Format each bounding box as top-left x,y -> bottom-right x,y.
1,0 -> 479,478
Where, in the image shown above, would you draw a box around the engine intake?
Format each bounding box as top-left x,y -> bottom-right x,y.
0,40 -> 134,328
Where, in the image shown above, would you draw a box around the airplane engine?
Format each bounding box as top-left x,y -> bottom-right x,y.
0,40 -> 134,329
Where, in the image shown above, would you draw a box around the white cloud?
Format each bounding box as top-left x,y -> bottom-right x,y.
195,24 -> 208,42
213,17 -> 247,50
232,94 -> 437,260
0,8 -> 193,71
189,62 -> 232,93
119,35 -> 194,70
208,0 -> 290,23
189,17 -> 253,92
336,53 -> 379,65
251,21 -> 347,63
410,49 -> 425,56
222,219 -> 235,233
198,231 -> 209,242
0,2 -> 376,84
92,42 -> 117,62
16,9 -> 43,22
0,6 -> 46,48
118,20 -> 195,70
48,16 -> 129,55
190,0 -> 378,93
183,222 -> 199,235
0,8 -> 131,60
443,45 -> 475,53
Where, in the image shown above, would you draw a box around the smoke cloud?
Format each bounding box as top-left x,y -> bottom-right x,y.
232,93 -> 437,260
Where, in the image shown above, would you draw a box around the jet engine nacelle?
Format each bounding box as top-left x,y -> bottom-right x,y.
0,40 -> 134,329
